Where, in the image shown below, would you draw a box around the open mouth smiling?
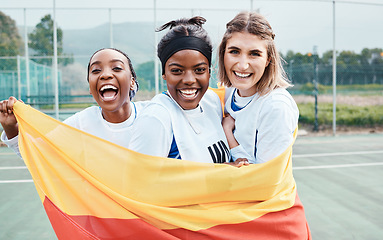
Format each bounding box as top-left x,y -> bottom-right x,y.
99,84 -> 119,101
179,88 -> 199,100
234,71 -> 253,78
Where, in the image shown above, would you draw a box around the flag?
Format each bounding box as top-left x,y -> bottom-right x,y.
13,102 -> 311,240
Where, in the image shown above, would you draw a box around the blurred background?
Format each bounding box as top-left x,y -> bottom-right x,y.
1,0 -> 382,134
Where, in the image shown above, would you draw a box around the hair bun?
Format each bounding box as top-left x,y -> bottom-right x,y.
156,16 -> 206,32
188,16 -> 206,27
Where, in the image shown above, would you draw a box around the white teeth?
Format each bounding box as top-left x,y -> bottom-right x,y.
103,95 -> 115,100
180,89 -> 197,95
100,85 -> 117,92
234,72 -> 251,78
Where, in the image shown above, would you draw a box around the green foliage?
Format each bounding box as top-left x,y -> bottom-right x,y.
0,11 -> 23,70
284,48 -> 383,86
28,14 -> 73,66
298,102 -> 383,126
135,61 -> 167,92
135,61 -> 155,91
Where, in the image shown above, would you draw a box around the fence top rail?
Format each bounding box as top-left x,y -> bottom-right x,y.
1,1 -> 383,11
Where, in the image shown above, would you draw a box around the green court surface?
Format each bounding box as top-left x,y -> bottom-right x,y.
1,133 -> 382,239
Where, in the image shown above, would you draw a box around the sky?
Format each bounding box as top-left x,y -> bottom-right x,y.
1,0 -> 383,56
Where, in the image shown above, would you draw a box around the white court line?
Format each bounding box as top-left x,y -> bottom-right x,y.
2,162 -> 382,182
0,152 -> 18,156
293,150 -> 383,158
0,166 -> 27,170
0,179 -> 33,183
293,162 -> 383,170
1,150 -> 382,182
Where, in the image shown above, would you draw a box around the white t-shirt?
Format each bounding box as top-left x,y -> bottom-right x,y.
1,101 -> 149,158
129,90 -> 230,163
225,87 -> 299,164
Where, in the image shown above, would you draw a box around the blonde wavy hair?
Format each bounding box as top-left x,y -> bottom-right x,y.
218,11 -> 291,96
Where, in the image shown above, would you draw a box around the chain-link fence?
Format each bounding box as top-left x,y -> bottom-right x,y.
1,0 -> 382,130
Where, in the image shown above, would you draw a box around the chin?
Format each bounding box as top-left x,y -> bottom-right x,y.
180,102 -> 199,110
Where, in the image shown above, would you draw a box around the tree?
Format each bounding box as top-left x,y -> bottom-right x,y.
28,14 -> 72,66
0,11 -> 23,70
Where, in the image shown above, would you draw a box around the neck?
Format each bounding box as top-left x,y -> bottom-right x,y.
101,102 -> 132,123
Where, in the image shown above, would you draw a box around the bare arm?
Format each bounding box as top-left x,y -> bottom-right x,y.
222,114 -> 249,167
222,114 -> 239,149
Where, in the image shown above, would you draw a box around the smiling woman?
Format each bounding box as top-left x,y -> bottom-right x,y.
87,48 -> 137,123
129,16 -> 230,164
0,48 -> 149,156
163,48 -> 210,110
218,11 -> 311,239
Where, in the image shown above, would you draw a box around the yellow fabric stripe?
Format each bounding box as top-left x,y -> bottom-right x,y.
14,102 -> 297,231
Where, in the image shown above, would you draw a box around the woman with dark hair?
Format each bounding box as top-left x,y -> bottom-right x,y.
0,48 -> 148,155
130,16 -> 230,163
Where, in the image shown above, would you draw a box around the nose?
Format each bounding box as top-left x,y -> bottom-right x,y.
183,70 -> 196,85
100,69 -> 113,80
237,55 -> 249,70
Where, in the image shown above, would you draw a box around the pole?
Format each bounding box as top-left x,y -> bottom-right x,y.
53,0 -> 59,119
313,46 -> 319,132
24,8 -> 30,98
289,60 -> 294,82
109,8 -> 113,48
332,1 -> 337,135
154,0 -> 159,94
17,55 -> 21,100
12,72 -> 16,97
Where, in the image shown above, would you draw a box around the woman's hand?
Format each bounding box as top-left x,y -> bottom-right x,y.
0,96 -> 20,139
225,158 -> 249,168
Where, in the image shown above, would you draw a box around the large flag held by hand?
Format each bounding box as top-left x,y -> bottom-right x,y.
13,102 -> 311,240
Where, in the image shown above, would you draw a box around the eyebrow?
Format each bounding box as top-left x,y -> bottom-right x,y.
89,59 -> 125,68
168,62 -> 208,68
227,46 -> 264,53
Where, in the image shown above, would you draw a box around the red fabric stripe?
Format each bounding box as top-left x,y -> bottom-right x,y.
43,195 -> 311,240
166,195 -> 311,240
43,197 -> 178,240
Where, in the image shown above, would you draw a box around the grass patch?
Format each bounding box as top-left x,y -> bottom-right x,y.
298,102 -> 383,126
291,83 -> 383,96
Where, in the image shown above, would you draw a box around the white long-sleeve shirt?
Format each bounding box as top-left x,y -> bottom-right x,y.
225,87 -> 299,164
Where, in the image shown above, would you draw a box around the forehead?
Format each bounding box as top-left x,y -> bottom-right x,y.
226,32 -> 267,50
167,49 -> 208,65
90,49 -> 128,64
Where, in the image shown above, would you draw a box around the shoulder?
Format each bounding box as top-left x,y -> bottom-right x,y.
262,88 -> 297,110
63,106 -> 100,126
224,87 -> 235,102
201,89 -> 223,114
136,96 -> 172,125
132,100 -> 151,112
132,97 -> 173,141
203,89 -> 220,101
259,88 -> 299,125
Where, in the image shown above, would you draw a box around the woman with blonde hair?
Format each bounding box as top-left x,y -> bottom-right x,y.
220,11 -> 299,165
